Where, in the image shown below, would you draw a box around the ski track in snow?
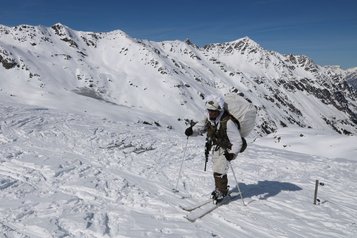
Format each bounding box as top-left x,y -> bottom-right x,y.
0,103 -> 357,237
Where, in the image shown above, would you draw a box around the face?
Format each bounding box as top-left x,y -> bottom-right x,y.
208,109 -> 220,120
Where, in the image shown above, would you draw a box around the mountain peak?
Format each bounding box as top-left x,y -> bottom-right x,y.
202,36 -> 262,56
52,22 -> 69,29
184,38 -> 199,48
51,23 -> 72,33
231,36 -> 259,45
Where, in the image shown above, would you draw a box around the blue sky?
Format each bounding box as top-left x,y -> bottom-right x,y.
1,0 -> 356,68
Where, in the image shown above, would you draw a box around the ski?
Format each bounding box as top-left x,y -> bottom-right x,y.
179,198 -> 213,211
185,195 -> 232,222
184,189 -> 243,222
172,188 -> 191,199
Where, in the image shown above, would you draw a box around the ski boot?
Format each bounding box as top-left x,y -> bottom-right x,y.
212,173 -> 229,204
210,189 -> 228,204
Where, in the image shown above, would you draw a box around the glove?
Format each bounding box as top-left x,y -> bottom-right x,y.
224,152 -> 236,161
185,127 -> 193,136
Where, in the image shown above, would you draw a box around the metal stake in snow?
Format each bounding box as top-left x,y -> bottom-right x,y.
313,180 -> 325,205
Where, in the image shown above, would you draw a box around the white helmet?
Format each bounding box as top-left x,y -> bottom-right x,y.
205,95 -> 225,111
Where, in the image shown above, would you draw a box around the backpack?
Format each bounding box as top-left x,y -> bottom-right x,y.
224,93 -> 257,139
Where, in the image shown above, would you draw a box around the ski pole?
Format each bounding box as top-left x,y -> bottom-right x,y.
173,136 -> 189,192
229,161 -> 246,206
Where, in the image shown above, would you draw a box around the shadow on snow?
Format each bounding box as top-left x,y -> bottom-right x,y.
230,180 -> 302,202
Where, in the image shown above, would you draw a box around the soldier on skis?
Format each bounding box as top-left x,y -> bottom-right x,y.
185,95 -> 244,203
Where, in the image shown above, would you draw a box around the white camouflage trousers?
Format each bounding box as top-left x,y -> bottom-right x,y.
211,146 -> 237,174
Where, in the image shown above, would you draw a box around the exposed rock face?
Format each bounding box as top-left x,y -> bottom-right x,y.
0,48 -> 18,69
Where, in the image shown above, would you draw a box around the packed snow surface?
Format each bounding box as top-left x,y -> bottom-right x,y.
1,102 -> 356,237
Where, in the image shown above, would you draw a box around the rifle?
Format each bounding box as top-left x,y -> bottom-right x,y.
204,137 -> 212,171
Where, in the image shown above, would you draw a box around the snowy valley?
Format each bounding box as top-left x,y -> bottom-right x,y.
0,24 -> 357,237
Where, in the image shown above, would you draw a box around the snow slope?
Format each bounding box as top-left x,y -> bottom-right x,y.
1,102 -> 356,237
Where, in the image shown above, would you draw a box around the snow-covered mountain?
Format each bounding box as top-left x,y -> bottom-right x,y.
1,23 -> 356,135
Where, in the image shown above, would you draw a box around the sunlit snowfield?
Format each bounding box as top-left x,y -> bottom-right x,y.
1,102 -> 356,237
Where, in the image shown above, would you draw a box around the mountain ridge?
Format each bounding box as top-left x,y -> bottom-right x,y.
0,23 -> 356,135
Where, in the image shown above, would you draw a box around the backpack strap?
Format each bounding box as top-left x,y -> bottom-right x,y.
227,112 -> 241,130
228,112 -> 247,153
240,137 -> 247,153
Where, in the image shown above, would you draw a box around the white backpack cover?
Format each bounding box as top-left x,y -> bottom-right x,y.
224,93 -> 257,137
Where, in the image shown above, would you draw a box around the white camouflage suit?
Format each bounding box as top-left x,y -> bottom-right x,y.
191,104 -> 243,175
